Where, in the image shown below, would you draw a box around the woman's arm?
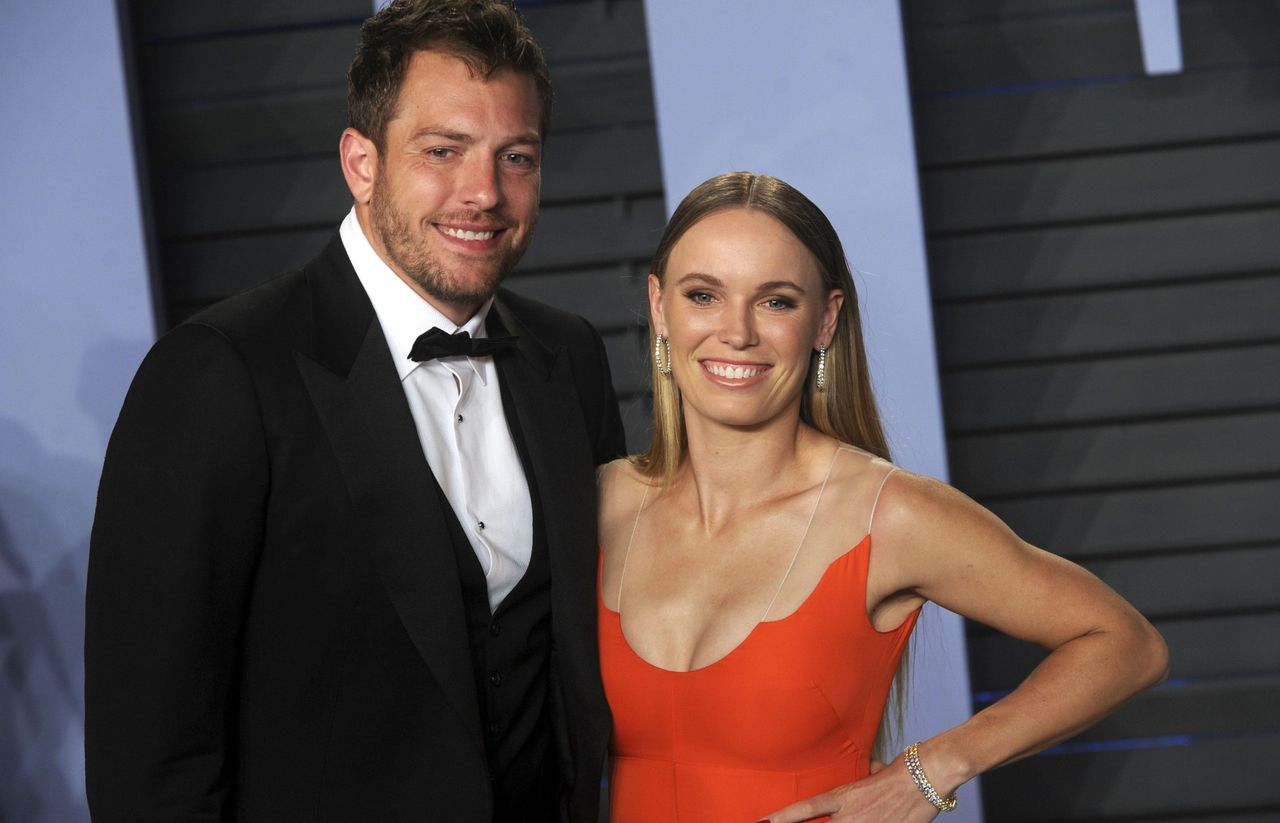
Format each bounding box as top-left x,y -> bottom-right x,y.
884,472 -> 1167,791
765,471 -> 1168,822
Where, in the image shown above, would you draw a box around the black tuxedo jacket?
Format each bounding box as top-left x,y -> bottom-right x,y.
85,235 -> 625,822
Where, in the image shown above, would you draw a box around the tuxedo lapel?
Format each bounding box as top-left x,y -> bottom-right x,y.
490,299 -> 602,680
293,237 -> 484,756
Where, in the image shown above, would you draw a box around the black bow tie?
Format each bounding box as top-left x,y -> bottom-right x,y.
408,328 -> 517,362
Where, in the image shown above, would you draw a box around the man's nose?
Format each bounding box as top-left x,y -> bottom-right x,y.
459,154 -> 501,211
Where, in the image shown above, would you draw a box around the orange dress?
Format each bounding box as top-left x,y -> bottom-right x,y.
598,534 -> 916,822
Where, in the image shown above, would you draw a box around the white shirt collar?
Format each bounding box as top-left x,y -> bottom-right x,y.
340,207 -> 493,385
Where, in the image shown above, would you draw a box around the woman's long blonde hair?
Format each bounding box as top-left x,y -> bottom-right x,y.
633,171 -> 907,758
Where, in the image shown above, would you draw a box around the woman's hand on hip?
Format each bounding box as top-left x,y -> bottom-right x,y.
758,757 -> 941,823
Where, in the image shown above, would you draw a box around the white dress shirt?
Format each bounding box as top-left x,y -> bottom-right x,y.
340,208 -> 533,611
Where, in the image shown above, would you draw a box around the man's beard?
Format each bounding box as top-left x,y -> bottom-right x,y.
370,179 -> 533,307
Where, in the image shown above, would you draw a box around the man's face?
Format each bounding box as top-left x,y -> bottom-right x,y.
365,50 -> 542,321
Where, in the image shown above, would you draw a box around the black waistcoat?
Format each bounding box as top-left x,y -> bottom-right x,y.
430,375 -> 557,822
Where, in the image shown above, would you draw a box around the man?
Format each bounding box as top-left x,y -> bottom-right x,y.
84,2 -> 624,820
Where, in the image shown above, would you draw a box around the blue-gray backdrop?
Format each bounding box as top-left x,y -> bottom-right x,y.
1,2 -> 154,821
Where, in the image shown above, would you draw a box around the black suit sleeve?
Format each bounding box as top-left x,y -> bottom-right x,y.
85,324 -> 268,822
581,316 -> 627,464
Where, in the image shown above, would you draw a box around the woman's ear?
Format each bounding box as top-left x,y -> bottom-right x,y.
648,273 -> 667,336
817,289 -> 844,349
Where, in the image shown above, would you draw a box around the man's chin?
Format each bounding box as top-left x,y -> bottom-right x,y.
410,271 -> 505,310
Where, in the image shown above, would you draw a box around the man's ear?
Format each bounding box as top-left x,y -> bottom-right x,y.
647,273 -> 667,336
340,128 -> 378,205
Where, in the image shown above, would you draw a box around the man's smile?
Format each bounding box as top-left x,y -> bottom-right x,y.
439,226 -> 497,241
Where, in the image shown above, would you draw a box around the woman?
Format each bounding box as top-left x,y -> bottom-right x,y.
597,172 -> 1168,822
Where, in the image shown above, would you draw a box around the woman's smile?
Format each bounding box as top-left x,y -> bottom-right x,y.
699,359 -> 772,386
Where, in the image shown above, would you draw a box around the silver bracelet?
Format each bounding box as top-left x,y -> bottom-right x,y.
904,742 -> 958,813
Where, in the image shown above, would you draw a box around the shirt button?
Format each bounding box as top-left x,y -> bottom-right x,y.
488,671 -> 502,687
456,414 -> 464,423
477,521 -> 485,531
489,621 -> 501,637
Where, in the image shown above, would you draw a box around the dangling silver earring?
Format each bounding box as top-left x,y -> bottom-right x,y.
655,334 -> 673,377
815,346 -> 828,392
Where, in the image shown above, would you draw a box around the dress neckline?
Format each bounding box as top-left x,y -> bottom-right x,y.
600,533 -> 872,674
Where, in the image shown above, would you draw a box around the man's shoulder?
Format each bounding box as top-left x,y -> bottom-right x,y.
131,268 -> 309,390
495,286 -> 596,344
185,268 -> 304,332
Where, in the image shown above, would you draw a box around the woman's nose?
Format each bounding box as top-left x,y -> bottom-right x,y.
719,304 -> 757,348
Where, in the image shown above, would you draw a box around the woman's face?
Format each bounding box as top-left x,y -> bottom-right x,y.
650,207 -> 843,432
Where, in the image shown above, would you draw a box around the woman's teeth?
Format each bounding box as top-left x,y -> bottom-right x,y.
705,362 -> 762,380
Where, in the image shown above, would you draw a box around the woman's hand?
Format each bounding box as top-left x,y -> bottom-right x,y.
759,757 -> 941,823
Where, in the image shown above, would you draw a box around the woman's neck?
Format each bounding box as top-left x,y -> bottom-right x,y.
677,406 -> 829,534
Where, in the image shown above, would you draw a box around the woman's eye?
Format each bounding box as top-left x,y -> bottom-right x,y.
764,297 -> 795,309
688,291 -> 714,304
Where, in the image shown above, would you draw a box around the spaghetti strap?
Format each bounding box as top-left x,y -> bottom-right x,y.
613,478 -> 650,613
867,466 -> 899,534
760,445 -> 847,621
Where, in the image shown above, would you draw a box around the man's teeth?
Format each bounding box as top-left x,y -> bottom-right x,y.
442,227 -> 496,241
706,362 -> 762,380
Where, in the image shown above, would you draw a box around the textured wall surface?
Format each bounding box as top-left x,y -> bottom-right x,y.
905,0 -> 1280,819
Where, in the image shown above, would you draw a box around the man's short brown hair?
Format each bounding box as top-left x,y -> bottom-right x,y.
347,0 -> 553,150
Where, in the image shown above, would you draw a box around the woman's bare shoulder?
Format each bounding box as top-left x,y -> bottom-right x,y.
822,442 -> 902,501
597,458 -> 654,546
596,457 -> 648,492
870,466 -> 994,544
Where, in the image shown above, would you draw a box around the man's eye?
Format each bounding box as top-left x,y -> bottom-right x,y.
428,147 -> 455,159
500,152 -> 540,174
687,291 -> 714,304
765,298 -> 795,309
